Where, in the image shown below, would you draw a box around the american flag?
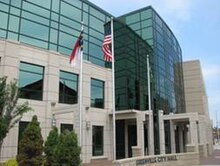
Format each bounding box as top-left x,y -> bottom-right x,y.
102,34 -> 112,62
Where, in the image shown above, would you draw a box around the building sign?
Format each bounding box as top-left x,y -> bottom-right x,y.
136,155 -> 178,165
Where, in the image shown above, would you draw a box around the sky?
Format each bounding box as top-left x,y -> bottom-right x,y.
89,0 -> 220,126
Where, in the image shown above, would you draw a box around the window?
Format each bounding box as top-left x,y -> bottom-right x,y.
92,126 -> 103,156
59,71 -> 78,104
0,11 -> 8,30
19,62 -> 44,100
60,123 -> 73,133
91,78 -> 104,108
60,1 -> 81,20
20,19 -> 49,41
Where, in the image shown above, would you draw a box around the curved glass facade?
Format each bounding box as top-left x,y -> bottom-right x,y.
0,1 -> 185,115
118,7 -> 185,114
112,20 -> 153,111
0,0 -> 188,157
118,7 -> 186,154
0,0 -> 112,66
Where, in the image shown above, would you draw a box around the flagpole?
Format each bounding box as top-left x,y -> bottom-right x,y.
147,54 -> 154,155
147,54 -> 151,111
110,17 -> 116,161
79,22 -> 84,147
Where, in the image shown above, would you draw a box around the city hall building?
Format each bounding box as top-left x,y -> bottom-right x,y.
0,0 -> 213,165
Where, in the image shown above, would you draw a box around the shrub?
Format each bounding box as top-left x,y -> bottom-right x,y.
54,130 -> 81,166
16,115 -> 44,166
44,127 -> 59,166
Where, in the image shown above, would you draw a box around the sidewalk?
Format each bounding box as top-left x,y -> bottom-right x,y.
200,144 -> 220,166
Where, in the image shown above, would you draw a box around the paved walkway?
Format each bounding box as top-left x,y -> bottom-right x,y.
83,159 -> 113,166
200,144 -> 220,166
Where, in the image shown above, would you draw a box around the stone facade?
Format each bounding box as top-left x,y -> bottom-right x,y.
0,40 -> 214,165
0,39 -> 113,163
183,60 -> 213,157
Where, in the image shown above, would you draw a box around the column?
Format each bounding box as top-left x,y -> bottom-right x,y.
125,121 -> 128,158
170,120 -> 176,153
189,118 -> 199,152
136,114 -> 145,156
198,117 -> 208,157
148,110 -> 154,155
178,125 -> 184,153
158,110 -> 165,154
183,125 -> 188,152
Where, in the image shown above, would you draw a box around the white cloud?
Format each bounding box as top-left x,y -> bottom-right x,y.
203,65 -> 220,79
89,0 -> 193,21
163,0 -> 191,21
132,0 -> 192,21
89,0 -> 195,37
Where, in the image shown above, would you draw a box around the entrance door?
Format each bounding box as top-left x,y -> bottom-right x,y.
144,124 -> 148,155
128,125 -> 137,157
175,126 -> 180,153
116,120 -> 125,159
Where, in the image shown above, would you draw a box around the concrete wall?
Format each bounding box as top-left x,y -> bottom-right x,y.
182,60 -> 208,116
0,39 -> 113,163
113,152 -> 199,166
183,60 -> 213,157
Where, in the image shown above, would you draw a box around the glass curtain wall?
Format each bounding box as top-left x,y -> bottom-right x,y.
0,0 -> 112,67
118,6 -> 186,154
111,20 -> 153,111
118,7 -> 185,114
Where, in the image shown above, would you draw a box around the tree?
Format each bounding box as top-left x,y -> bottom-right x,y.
0,76 -> 32,155
44,127 -> 59,166
17,115 -> 44,166
54,130 -> 81,166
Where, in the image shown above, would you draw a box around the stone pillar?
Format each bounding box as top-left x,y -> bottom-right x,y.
183,125 -> 188,152
178,125 -> 184,153
158,110 -> 165,154
198,117 -> 208,157
207,120 -> 213,156
170,120 -> 176,153
136,113 -> 145,156
125,121 -> 128,158
148,110 -> 154,155
186,124 -> 191,144
189,118 -> 199,152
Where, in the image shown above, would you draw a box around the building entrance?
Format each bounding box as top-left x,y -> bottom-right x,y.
116,120 -> 125,159
128,125 -> 137,157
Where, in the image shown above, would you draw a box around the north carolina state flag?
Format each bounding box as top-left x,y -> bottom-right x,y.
69,31 -> 83,66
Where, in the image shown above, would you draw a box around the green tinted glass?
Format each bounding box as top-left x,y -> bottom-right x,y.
20,19 -> 49,41
61,1 -> 81,20
9,15 -> 19,32
59,70 -> 78,104
91,78 -> 104,108
0,12 -> 8,29
27,0 -> 51,9
19,62 -> 44,100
